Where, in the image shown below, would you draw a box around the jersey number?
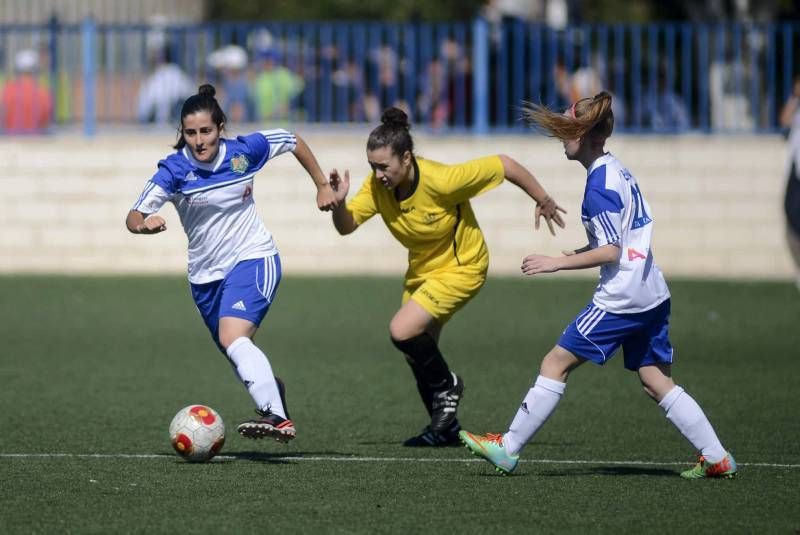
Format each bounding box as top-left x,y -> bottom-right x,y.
630,184 -> 652,229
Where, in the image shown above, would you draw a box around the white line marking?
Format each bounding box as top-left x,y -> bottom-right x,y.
0,453 -> 797,468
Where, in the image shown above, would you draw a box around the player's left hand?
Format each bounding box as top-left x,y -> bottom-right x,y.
521,253 -> 560,275
316,183 -> 339,211
535,196 -> 567,235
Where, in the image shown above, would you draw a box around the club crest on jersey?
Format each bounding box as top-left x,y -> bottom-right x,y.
230,154 -> 249,174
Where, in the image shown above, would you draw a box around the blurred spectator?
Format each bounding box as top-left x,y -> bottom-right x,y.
643,66 -> 690,131
252,48 -> 304,122
417,38 -> 472,130
709,56 -> 753,131
364,45 -> 401,122
779,75 -> 800,291
556,62 -> 602,104
1,49 -> 53,133
136,48 -> 194,124
332,59 -> 366,122
208,45 -> 255,123
554,54 -> 626,126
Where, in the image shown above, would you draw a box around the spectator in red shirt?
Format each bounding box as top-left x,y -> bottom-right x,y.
1,49 -> 53,133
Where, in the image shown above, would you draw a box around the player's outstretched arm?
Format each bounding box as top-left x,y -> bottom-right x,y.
562,244 -> 592,256
522,244 -> 619,275
497,154 -> 566,236
329,168 -> 357,235
126,210 -> 167,234
291,133 -> 338,212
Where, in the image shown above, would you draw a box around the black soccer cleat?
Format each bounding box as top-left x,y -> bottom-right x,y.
237,410 -> 296,443
403,420 -> 462,447
237,376 -> 295,442
429,373 -> 464,433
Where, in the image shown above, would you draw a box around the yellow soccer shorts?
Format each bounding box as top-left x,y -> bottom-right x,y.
402,268 -> 487,324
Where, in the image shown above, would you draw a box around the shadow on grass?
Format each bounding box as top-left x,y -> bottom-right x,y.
356,439 -> 577,447
537,465 -> 677,477
222,450 -> 357,463
356,439 -> 464,447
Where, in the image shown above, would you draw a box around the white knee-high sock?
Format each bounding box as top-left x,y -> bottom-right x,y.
659,385 -> 726,463
226,337 -> 286,419
503,375 -> 566,455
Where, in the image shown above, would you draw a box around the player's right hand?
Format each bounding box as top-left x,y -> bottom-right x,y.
139,215 -> 167,234
329,168 -> 350,203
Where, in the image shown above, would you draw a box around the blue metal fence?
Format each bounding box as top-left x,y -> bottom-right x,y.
0,18 -> 798,135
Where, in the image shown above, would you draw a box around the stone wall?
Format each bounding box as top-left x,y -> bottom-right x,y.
0,131 -> 791,279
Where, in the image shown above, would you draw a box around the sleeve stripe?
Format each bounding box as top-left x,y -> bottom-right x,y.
264,133 -> 295,141
132,181 -> 156,210
263,132 -> 298,162
595,212 -> 613,242
600,212 -> 620,242
266,136 -> 297,143
593,211 -> 620,244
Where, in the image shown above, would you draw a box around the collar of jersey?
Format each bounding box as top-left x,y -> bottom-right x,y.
181,139 -> 228,172
586,152 -> 613,177
394,157 -> 421,203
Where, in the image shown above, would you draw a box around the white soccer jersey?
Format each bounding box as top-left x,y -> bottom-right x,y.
581,153 -> 670,313
132,129 -> 297,284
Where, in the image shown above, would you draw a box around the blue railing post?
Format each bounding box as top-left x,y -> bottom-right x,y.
2,19 -> 786,134
82,17 -> 96,136
48,14 -> 59,124
472,17 -> 489,134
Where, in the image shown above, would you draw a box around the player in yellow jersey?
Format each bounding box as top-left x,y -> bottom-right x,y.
328,108 -> 566,446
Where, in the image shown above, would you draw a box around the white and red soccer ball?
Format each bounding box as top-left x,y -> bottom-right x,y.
169,405 -> 225,462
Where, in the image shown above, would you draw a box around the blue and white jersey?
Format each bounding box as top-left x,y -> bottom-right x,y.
581,153 -> 670,313
132,129 -> 297,284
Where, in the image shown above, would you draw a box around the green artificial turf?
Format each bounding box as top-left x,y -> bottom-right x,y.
1,276 -> 798,533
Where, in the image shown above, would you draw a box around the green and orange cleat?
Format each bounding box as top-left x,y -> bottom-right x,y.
459,430 -> 519,475
680,452 -> 738,479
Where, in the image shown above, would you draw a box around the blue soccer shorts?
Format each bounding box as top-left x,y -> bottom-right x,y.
557,298 -> 673,371
190,254 -> 282,347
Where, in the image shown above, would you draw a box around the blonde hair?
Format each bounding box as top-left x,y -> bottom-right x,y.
522,91 -> 614,141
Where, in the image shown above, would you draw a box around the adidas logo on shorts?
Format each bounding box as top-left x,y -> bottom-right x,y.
232,301 -> 247,311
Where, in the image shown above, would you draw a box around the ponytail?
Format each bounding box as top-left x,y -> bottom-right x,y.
522,91 -> 614,141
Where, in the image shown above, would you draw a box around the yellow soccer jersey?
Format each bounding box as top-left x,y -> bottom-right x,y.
346,155 -> 505,283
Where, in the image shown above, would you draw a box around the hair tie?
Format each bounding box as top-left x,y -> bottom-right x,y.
569,102 -> 577,118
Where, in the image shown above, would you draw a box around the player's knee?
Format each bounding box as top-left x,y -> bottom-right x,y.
640,382 -> 659,401
388,318 -> 423,342
388,320 -> 405,342
539,350 -> 571,382
639,376 -> 674,403
218,330 -> 242,351
637,365 -> 675,402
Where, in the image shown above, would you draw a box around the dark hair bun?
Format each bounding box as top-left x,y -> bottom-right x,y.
380,107 -> 410,130
198,84 -> 216,98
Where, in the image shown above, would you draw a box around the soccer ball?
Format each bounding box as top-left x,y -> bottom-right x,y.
169,405 -> 225,462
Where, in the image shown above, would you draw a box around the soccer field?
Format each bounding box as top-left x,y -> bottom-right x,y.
1,275 -> 798,533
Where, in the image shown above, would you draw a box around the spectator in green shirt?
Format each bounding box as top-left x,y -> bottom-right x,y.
252,49 -> 303,122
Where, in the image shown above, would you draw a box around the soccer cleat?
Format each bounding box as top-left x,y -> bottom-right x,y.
459,430 -> 519,475
403,420 -> 461,447
680,452 -> 738,479
237,376 -> 295,442
429,373 -> 464,433
237,410 -> 296,442
275,376 -> 290,420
